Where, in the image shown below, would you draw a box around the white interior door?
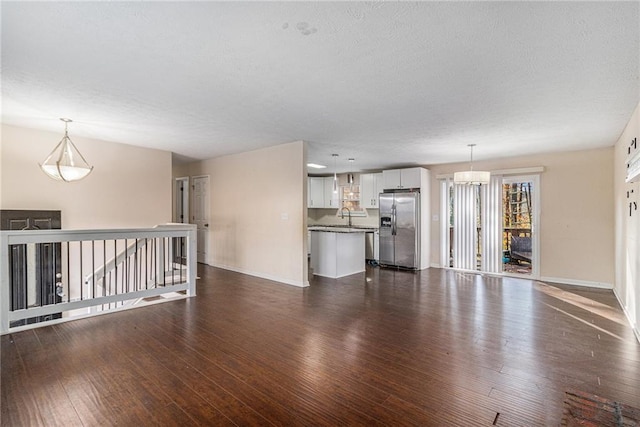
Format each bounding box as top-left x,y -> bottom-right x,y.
192,175 -> 210,264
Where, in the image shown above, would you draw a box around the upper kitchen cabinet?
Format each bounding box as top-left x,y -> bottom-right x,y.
360,173 -> 383,209
308,177 -> 325,208
382,167 -> 425,190
323,177 -> 339,208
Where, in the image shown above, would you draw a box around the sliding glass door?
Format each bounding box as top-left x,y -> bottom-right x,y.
502,176 -> 538,276
441,174 -> 539,277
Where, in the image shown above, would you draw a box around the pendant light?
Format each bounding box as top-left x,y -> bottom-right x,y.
347,158 -> 355,197
332,154 -> 339,193
453,144 -> 490,185
347,158 -> 355,185
40,118 -> 93,182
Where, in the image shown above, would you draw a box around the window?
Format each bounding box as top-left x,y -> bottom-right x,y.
339,184 -> 366,216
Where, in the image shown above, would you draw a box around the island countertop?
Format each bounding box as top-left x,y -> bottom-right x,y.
308,225 -> 377,233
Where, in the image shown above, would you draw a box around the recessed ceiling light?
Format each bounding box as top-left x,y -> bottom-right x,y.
307,163 -> 327,169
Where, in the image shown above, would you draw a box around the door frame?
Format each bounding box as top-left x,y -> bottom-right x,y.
0,210 -> 63,326
174,177 -> 189,224
501,174 -> 540,279
191,175 -> 210,264
438,173 -> 541,278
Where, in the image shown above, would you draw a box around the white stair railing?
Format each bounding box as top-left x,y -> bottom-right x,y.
83,225 -> 186,309
0,224 -> 197,334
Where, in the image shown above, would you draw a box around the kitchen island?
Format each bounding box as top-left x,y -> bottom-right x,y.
309,227 -> 366,278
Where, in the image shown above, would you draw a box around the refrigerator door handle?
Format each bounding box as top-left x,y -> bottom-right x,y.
391,205 -> 397,236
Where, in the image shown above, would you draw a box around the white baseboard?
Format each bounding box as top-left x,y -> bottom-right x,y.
613,288 -> 640,344
431,268 -> 614,290
211,263 -> 310,288
538,276 -> 613,290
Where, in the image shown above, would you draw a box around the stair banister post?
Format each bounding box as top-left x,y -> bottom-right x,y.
187,225 -> 197,297
0,232 -> 10,334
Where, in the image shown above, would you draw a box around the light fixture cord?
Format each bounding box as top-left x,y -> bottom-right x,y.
468,144 -> 475,171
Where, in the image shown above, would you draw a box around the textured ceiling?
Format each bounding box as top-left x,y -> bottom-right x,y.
2,2 -> 639,173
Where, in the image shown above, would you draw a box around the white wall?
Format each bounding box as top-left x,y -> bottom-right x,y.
188,141 -> 308,287
427,147 -> 615,287
1,124 -> 172,228
614,101 -> 640,340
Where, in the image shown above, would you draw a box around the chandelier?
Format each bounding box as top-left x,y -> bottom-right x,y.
40,118 -> 93,182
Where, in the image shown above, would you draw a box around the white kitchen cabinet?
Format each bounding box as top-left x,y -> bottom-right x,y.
382,167 -> 424,190
308,177 -> 325,208
323,177 -> 339,208
382,169 -> 401,190
360,173 -> 383,209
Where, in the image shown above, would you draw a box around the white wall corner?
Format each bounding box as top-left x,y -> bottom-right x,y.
613,288 -> 640,344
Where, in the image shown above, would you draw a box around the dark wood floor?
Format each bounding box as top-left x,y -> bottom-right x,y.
2,265 -> 640,426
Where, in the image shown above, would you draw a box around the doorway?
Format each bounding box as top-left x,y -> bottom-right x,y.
174,177 -> 190,265
175,177 -> 189,224
192,175 -> 210,264
502,175 -> 539,276
0,210 -> 62,326
440,174 -> 540,277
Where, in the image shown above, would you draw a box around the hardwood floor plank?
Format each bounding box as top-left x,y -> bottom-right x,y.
5,330 -> 83,426
35,323 -> 166,427
3,265 -> 640,425
65,316 -> 237,427
144,304 -> 398,425
142,312 -> 400,425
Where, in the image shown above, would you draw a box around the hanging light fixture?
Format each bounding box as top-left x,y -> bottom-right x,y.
453,144 -> 490,185
347,158 -> 355,185
40,118 -> 93,182
332,154 -> 339,193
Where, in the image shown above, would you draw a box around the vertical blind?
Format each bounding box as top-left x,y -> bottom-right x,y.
451,177 -> 502,272
452,183 -> 477,270
481,175 -> 503,273
439,179 -> 450,268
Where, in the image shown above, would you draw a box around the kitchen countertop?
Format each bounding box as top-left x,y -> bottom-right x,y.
308,225 -> 378,233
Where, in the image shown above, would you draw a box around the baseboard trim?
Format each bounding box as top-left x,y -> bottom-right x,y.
538,276 -> 613,290
613,288 -> 640,344
211,263 -> 310,288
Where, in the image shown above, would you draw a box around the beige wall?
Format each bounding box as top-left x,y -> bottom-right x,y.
427,147 -> 615,286
1,124 -> 171,228
187,140 -> 308,287
614,101 -> 640,338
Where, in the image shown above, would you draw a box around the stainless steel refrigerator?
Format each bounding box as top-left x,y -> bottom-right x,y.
379,191 -> 420,269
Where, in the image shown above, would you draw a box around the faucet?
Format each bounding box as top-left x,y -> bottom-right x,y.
339,207 -> 352,227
